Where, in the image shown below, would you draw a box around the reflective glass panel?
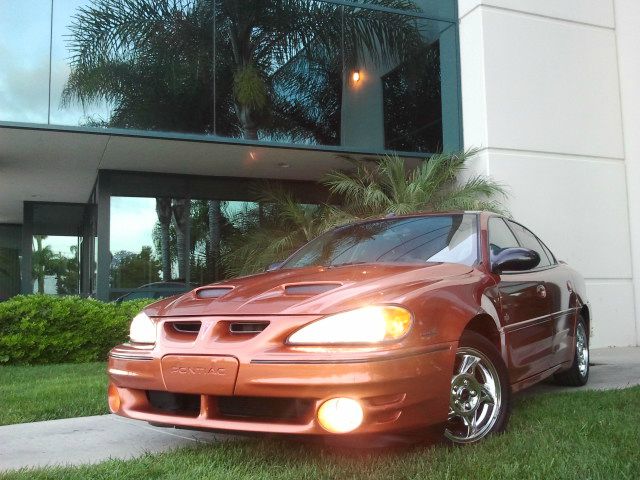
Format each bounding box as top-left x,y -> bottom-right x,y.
31,235 -> 80,295
50,0 -> 114,126
109,197 -> 163,301
2,0 -> 460,154
0,0 -> 51,123
342,7 -> 453,152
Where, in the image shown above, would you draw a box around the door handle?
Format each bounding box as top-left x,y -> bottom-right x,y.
536,284 -> 547,298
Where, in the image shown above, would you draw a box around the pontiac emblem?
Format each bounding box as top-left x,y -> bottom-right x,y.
170,366 -> 227,375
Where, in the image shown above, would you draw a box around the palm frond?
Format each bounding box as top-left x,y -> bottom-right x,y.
433,176 -> 508,214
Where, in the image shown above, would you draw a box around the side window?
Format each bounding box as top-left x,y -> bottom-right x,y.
507,222 -> 552,268
488,218 -> 519,260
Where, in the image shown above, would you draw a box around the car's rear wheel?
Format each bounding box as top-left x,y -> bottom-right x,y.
553,316 -> 589,386
444,331 -> 511,444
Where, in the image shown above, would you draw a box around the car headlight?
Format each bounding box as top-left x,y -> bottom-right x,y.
129,312 -> 156,344
287,305 -> 412,345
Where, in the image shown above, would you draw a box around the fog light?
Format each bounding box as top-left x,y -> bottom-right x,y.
108,383 -> 121,413
317,397 -> 363,433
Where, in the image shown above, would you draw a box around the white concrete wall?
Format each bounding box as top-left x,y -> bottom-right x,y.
614,0 -> 640,347
458,0 -> 638,347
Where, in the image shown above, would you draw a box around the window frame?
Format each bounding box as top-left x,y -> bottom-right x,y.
487,216 -> 558,274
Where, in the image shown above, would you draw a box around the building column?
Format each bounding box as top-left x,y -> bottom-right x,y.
96,173 -> 111,301
615,0 -> 640,345
458,0 -> 634,347
20,203 -> 33,295
439,23 -> 462,152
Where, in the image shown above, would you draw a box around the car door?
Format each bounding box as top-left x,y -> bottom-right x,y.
508,222 -> 572,368
488,218 -> 554,383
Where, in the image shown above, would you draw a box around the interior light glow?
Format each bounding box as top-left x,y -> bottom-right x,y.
352,70 -> 360,83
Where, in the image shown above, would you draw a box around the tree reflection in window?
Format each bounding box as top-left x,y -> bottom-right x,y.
62,0 -> 448,151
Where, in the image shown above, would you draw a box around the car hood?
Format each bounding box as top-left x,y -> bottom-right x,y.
145,262 -> 473,317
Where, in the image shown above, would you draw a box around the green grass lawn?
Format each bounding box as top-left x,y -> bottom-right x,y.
1,386 -> 638,480
0,362 -> 108,426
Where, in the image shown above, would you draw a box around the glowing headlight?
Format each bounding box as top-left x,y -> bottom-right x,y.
317,398 -> 363,433
287,305 -> 412,345
129,312 -> 156,344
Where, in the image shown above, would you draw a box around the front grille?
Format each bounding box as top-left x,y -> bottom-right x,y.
217,396 -> 314,423
147,391 -> 200,416
144,391 -> 314,424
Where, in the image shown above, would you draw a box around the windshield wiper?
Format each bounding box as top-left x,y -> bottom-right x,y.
324,261 -> 368,268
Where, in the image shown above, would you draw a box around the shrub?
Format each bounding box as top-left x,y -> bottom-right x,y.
0,295 -> 154,365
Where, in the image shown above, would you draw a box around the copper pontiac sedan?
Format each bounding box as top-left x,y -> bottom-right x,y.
108,211 -> 590,444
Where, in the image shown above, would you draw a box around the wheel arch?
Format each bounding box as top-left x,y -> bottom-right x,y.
579,303 -> 591,339
462,313 -> 502,358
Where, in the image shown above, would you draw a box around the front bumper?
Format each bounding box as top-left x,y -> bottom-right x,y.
107,342 -> 455,435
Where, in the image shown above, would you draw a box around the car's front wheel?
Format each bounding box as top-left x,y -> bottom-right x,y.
444,331 -> 511,444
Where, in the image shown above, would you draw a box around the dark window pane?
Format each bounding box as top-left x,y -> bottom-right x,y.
0,225 -> 22,300
382,37 -> 442,152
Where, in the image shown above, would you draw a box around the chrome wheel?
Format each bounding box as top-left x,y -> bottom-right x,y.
576,322 -> 589,377
445,347 -> 503,443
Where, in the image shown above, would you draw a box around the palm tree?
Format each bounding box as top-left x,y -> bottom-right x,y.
207,199 -> 222,279
222,151 -> 507,275
32,236 -> 57,294
171,199 -> 190,280
221,187 -> 335,277
155,198 -> 172,281
322,150 -> 508,221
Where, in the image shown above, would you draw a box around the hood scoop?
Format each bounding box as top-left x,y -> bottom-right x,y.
195,286 -> 234,299
283,283 -> 342,296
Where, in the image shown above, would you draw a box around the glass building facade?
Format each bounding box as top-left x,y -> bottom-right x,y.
0,0 -> 460,153
0,0 -> 461,300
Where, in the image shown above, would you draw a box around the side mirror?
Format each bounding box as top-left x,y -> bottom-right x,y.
491,247 -> 540,274
266,261 -> 283,272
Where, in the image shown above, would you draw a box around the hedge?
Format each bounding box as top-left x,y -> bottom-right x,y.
0,295 -> 154,365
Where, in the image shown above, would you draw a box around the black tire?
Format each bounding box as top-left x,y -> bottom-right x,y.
444,331 -> 511,444
553,316 -> 589,387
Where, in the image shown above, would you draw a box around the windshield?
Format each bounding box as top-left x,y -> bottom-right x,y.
282,214 -> 478,269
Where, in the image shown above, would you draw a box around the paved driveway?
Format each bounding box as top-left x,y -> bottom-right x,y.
1,347 -> 638,472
